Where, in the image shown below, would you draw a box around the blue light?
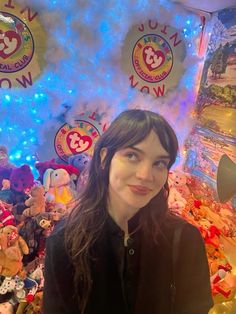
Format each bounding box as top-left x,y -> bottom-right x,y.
34,93 -> 39,99
30,137 -> 36,143
100,21 -> 109,33
186,20 -> 191,25
15,151 -> 22,159
4,95 -> 11,101
23,141 -> 28,145
26,155 -> 31,161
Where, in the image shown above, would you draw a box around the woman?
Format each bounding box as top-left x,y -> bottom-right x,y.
43,109 -> 213,314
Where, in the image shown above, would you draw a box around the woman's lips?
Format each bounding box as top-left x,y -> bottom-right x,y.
128,185 -> 152,195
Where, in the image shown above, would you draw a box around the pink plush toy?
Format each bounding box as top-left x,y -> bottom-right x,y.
168,172 -> 188,215
168,171 -> 191,199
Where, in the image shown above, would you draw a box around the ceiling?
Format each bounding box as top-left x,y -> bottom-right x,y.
174,0 -> 236,12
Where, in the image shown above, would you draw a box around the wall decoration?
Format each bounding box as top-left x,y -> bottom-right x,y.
184,7 -> 236,196
54,111 -> 106,162
0,0 -> 203,172
0,0 -> 47,89
121,20 -> 186,97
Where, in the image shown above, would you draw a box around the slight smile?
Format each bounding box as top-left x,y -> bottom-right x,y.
128,185 -> 152,195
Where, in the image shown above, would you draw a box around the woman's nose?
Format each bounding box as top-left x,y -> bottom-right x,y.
136,162 -> 153,181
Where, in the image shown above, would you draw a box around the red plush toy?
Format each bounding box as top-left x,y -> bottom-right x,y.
0,201 -> 15,227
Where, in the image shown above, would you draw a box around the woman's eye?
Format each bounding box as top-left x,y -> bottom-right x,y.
154,160 -> 169,169
126,152 -> 138,161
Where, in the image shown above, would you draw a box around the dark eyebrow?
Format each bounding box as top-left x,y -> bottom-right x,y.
127,146 -> 170,159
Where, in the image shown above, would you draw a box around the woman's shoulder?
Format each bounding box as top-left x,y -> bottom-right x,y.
164,213 -> 201,237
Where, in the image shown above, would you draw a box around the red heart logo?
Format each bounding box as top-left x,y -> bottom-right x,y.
142,46 -> 165,71
0,30 -> 22,59
66,131 -> 92,154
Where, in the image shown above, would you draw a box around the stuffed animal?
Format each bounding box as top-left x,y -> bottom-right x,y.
1,225 -> 29,258
19,212 -> 52,264
2,179 -> 10,190
43,168 -> 75,208
0,201 -> 15,227
16,290 -> 43,314
168,171 -> 190,199
69,153 -> 91,191
0,146 -> 15,169
168,183 -> 187,215
0,233 -> 25,278
0,301 -> 14,314
23,186 -> 45,218
10,165 -> 34,193
68,153 -> 91,173
0,167 -> 12,190
35,159 -> 79,183
0,165 -> 34,220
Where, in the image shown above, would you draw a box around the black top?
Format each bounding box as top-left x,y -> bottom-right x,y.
43,213 -> 213,314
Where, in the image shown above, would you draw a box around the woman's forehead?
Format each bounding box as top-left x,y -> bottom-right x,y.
123,131 -> 170,158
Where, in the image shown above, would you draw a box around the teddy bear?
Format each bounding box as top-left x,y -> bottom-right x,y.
10,165 -> 34,193
23,186 -> 45,218
1,225 -> 29,258
0,165 -> 34,222
68,153 -> 91,191
19,212 -> 52,264
168,171 -> 191,199
0,233 -> 25,278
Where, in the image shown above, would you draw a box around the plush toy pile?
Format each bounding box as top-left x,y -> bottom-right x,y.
0,148 -> 91,313
168,171 -> 236,305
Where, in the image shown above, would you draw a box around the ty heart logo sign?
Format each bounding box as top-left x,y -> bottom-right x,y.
0,10 -> 35,75
143,46 -> 165,71
0,30 -> 22,59
122,20 -> 186,97
132,33 -> 173,83
54,115 -> 103,162
66,131 -> 92,154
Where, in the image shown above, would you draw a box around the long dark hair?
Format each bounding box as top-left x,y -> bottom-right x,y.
65,109 -> 178,313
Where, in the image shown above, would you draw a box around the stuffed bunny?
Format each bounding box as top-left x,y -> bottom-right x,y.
43,168 -> 75,209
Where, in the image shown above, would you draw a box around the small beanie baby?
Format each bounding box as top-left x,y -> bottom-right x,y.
0,146 -> 15,169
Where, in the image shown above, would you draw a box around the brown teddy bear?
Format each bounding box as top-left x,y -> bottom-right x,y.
0,232 -> 24,278
23,186 -> 45,218
1,225 -> 29,258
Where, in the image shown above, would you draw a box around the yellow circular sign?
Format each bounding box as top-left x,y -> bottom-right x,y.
132,34 -> 173,83
0,12 -> 34,73
54,120 -> 101,162
0,1 -> 47,89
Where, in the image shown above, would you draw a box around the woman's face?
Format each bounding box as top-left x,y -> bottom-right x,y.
106,130 -> 170,214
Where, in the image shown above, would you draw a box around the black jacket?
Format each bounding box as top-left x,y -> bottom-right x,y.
43,214 -> 213,314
